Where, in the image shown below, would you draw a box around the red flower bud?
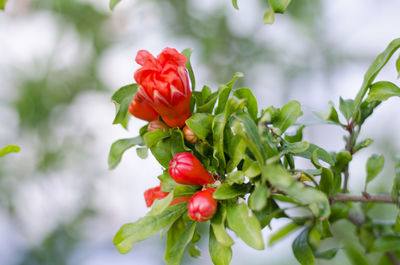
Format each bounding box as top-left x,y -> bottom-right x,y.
183,125 -> 199,143
148,120 -> 168,132
129,94 -> 159,122
144,184 -> 169,207
188,188 -> 217,222
134,48 -> 192,128
168,152 -> 214,186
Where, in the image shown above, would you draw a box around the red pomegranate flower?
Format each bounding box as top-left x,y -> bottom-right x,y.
128,94 -> 159,122
134,48 -> 192,128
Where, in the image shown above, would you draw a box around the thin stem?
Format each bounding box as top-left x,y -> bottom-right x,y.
343,121 -> 356,193
333,193 -> 397,203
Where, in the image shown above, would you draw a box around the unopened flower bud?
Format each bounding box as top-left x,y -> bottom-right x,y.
148,120 -> 168,132
183,125 -> 199,143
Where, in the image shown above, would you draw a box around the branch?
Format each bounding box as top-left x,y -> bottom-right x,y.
333,193 -> 397,203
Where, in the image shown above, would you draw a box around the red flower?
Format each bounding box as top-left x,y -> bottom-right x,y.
143,184 -> 169,207
188,188 -> 217,222
128,94 -> 159,122
168,152 -> 214,186
134,48 -> 192,128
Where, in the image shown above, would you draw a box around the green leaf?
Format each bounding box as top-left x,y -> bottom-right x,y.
136,147 -> 148,159
366,81 -> 400,102
372,235 -> 400,252
165,221 -> 197,265
315,219 -> 333,240
354,138 -> 373,153
197,91 -> 218,113
392,158 -> 400,204
280,141 -> 309,155
111,84 -> 137,129
232,0 -> 239,10
209,226 -> 232,265
188,229 -> 201,258
320,167 -> 334,197
108,136 -> 144,169
233,112 -> 267,164
296,143 -> 334,166
353,38 -> 400,117
149,192 -> 174,216
269,222 -> 299,246
313,248 -> 339,260
366,154 -> 384,185
212,113 -> 227,170
233,88 -> 258,121
263,9 -> 275,24
158,171 -> 178,192
273,100 -> 302,133
211,203 -> 234,247
214,73 -> 243,115
339,97 -> 354,121
344,241 -> 371,265
150,139 -> 173,168
213,183 -> 251,200
225,171 -> 245,185
0,145 -> 20,157
181,48 -> 196,91
226,202 -> 264,250
321,102 -> 340,124
0,0 -> 8,10
284,125 -> 305,143
243,157 -> 261,178
113,203 -> 187,254
396,55 -> 400,78
262,165 -> 330,219
185,113 -> 213,141
226,136 -> 246,172
169,128 -> 191,155
173,185 -> 200,198
269,0 -> 291,13
292,228 -> 315,265
248,183 -> 270,211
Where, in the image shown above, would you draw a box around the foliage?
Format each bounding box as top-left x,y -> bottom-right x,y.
109,37 -> 400,265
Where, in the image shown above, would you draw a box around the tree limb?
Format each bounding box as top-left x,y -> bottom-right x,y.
333,193 -> 397,203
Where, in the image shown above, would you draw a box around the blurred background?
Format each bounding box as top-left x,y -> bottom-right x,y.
0,0 -> 400,264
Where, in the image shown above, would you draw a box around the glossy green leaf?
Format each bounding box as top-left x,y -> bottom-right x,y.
315,219 -> 333,240
108,136 -> 144,169
165,221 -> 197,265
366,154 -> 384,184
149,192 -> 174,216
243,157 -> 261,178
181,48 -> 196,91
296,143 -> 334,166
209,227 -> 232,265
262,165 -> 330,219
212,113 -> 227,170
233,88 -> 258,121
111,84 -> 137,129
392,158 -> 400,203
226,135 -> 246,172
143,128 -> 170,148
136,147 -> 148,159
232,0 -> 239,10
188,229 -> 201,258
226,171 -> 245,185
233,112 -> 266,164
185,113 -> 213,141
372,235 -> 400,252
313,248 -> 339,260
110,0 -> 122,10
292,228 -> 315,265
150,139 -> 173,168
396,55 -> 400,78
158,171 -> 178,192
263,9 -> 275,24
197,92 -> 218,113
366,81 -> 400,102
0,0 -> 7,10
211,204 -> 234,247
354,138 -> 373,153
284,125 -> 305,143
273,100 -> 302,133
320,167 -> 334,197
344,241 -> 371,265
0,145 -> 20,157
213,183 -> 251,200
173,185 -> 200,198
353,38 -> 400,116
321,102 -> 340,124
226,202 -> 264,250
269,222 -> 299,246
280,141 -> 309,155
214,72 -> 243,115
248,183 -> 270,211
113,203 -> 187,254
269,0 -> 291,13
169,128 -> 191,155
339,97 -> 354,121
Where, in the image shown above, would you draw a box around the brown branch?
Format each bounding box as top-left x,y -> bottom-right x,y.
333,193 -> 397,204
